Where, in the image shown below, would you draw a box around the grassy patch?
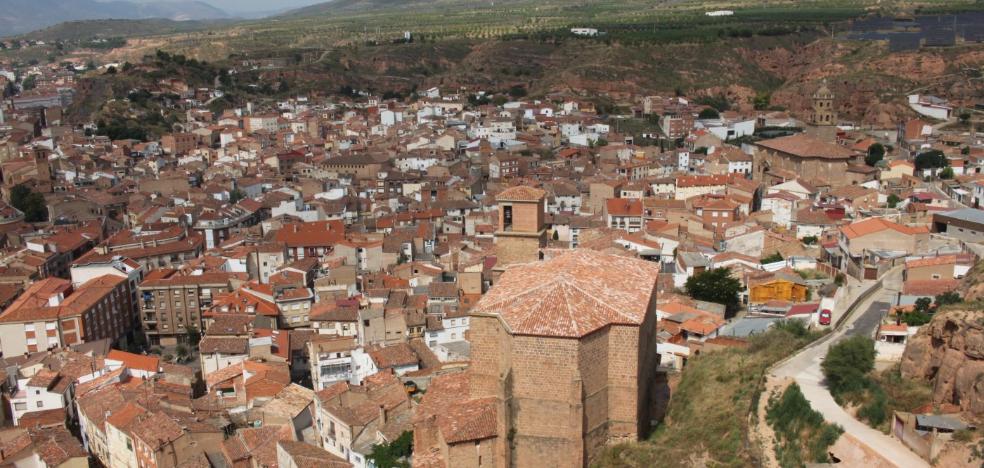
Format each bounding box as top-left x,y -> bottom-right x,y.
767,383 -> 843,467
594,322 -> 824,467
839,366 -> 933,433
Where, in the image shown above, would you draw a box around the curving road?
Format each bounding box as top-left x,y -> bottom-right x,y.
772,268 -> 930,468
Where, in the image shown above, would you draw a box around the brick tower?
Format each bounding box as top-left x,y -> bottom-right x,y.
493,185 -> 546,271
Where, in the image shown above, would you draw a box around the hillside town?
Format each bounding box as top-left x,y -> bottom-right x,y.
0,48 -> 982,468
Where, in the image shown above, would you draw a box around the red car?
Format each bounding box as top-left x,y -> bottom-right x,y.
819,309 -> 832,326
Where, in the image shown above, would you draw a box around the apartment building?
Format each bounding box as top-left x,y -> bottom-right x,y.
0,275 -> 134,356
138,269 -> 239,346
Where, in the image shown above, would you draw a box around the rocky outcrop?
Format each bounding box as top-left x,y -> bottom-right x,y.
901,310 -> 984,416
963,260 -> 984,302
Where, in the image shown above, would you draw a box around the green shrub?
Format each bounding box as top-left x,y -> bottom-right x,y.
767,383 -> 843,467
822,336 -> 875,397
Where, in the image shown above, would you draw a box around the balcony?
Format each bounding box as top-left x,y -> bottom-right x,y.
143,315 -> 157,323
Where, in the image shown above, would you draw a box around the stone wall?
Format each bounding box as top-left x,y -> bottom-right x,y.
509,334 -> 582,467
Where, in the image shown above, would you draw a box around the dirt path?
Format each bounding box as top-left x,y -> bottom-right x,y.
749,376 -> 788,468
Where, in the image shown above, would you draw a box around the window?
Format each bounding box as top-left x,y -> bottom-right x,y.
36,401 -> 43,408
14,402 -> 26,410
126,439 -> 132,451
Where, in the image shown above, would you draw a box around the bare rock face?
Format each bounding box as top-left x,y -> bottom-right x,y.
901,309 -> 984,415
964,261 -> 984,303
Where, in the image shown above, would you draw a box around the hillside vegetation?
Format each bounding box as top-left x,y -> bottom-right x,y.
595,322 -> 824,468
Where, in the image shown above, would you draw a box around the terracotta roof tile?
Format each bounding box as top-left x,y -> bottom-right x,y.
496,186 -> 546,202
472,250 -> 659,338
106,350 -> 160,373
756,133 -> 855,159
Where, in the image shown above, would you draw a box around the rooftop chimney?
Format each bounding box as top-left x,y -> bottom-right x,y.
378,405 -> 387,424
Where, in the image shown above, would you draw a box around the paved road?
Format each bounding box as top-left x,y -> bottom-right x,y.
773,268 -> 929,468
847,301 -> 891,338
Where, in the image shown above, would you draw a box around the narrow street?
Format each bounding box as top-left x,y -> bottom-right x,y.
927,180 -> 969,209
772,268 -> 929,468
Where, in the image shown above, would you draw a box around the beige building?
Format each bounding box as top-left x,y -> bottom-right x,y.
754,133 -> 859,186
139,270 -> 238,346
839,217 -> 930,257
413,249 -> 662,467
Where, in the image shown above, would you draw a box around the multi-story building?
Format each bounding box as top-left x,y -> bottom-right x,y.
0,275 -> 134,356
314,371 -> 412,468
77,225 -> 204,272
604,198 -> 644,232
274,220 -> 346,261
138,270 -> 238,346
192,202 -> 261,250
308,335 -> 357,391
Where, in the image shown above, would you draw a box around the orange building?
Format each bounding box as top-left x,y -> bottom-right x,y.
748,270 -> 808,303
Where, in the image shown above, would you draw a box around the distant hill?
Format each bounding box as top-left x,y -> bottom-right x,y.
280,0 -> 494,17
0,0 -> 229,37
19,18 -> 235,41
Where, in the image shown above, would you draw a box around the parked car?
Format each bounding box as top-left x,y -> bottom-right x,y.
819,309 -> 832,326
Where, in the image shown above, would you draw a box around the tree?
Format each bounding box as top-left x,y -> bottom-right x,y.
508,85 -> 527,98
184,325 -> 201,345
901,310 -> 932,326
887,194 -> 901,208
802,236 -> 818,245
105,66 -> 117,75
959,111 -> 971,124
761,252 -> 784,264
10,184 -> 48,222
367,430 -> 412,468
21,75 -> 37,91
229,188 -> 246,204
934,291 -> 961,307
865,143 -> 885,166
822,335 -> 875,396
753,92 -> 771,110
913,297 -> 933,315
940,167 -> 954,179
698,108 -> 720,119
175,344 -> 189,361
914,150 -> 947,171
595,137 -> 608,147
685,268 -> 742,317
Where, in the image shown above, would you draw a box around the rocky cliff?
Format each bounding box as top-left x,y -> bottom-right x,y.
901,309 -> 984,416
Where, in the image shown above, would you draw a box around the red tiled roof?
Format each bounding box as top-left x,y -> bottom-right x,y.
106,350 -> 160,373
606,198 -> 643,216
472,250 -> 659,338
439,397 -> 498,444
756,133 -> 855,159
273,220 -> 345,247
840,217 -> 928,239
902,279 -> 961,296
